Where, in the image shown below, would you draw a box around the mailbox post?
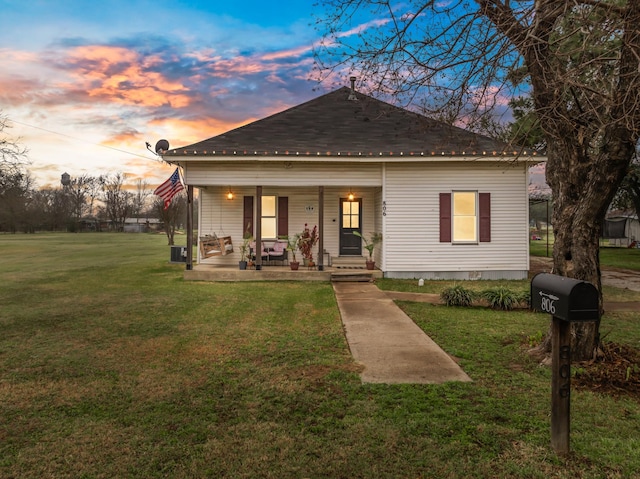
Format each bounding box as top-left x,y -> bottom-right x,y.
530,273 -> 599,455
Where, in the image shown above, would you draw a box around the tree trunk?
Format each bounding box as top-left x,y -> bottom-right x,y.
537,134 -> 633,360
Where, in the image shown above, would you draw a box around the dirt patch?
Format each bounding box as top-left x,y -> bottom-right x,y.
572,342 -> 640,400
528,256 -> 553,279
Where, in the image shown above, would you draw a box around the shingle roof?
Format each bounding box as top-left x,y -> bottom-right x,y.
166,87 -> 539,158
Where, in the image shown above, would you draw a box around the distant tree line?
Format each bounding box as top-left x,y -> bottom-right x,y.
0,112 -> 189,239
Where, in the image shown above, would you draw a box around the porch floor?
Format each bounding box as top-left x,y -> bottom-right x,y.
183,264 -> 383,282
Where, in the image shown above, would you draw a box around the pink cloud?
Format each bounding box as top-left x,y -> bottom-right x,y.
60,45 -> 192,108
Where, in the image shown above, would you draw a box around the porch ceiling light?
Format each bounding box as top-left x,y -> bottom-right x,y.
348,191 -> 355,201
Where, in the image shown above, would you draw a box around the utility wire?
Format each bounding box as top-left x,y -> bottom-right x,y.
7,117 -> 163,162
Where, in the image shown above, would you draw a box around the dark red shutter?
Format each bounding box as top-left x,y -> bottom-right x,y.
243,196 -> 254,236
439,193 -> 452,242
277,197 -> 288,237
479,193 -> 491,242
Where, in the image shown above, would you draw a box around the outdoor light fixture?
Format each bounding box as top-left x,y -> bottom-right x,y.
348,191 -> 355,201
226,190 -> 234,200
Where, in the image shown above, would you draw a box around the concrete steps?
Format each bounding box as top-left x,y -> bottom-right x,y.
330,256 -> 375,282
330,256 -> 368,269
330,271 -> 375,282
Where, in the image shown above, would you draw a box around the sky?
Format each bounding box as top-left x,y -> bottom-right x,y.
1,1 -> 546,195
0,0 -> 334,189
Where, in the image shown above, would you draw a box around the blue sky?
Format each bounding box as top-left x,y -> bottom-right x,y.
0,0 -> 332,187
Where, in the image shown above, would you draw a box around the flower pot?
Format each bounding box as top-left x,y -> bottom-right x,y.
365,260 -> 375,270
290,261 -> 300,270
239,260 -> 247,270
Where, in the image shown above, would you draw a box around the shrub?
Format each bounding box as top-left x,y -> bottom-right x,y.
479,287 -> 521,311
518,290 -> 531,308
440,285 -> 474,307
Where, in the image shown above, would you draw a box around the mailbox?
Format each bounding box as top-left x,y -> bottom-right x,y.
531,273 -> 599,322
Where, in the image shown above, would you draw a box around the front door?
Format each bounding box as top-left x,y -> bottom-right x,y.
339,198 -> 362,256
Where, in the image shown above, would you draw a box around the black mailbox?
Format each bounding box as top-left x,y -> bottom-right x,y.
531,273 -> 599,322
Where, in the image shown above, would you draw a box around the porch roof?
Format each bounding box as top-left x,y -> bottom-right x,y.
164,87 -> 544,160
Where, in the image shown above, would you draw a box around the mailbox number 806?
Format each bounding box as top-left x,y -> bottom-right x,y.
540,296 -> 556,315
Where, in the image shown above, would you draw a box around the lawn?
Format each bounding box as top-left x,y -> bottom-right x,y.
530,236 -> 640,272
1,233 -> 639,478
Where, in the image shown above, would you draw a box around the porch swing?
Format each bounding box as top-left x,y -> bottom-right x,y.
199,192 -> 234,259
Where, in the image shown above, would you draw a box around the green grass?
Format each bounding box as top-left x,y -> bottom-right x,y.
530,235 -> 640,272
1,233 -> 639,478
529,237 -> 553,257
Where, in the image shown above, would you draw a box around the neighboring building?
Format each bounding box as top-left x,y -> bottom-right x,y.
603,213 -> 640,247
164,83 -> 545,279
123,218 -> 162,233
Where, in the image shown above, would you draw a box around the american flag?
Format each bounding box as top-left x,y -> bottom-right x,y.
154,168 -> 184,210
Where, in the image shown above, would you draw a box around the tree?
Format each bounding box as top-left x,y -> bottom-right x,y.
29,188 -> 69,231
610,152 -> 640,219
0,113 -> 31,232
132,178 -> 151,222
1,112 -> 28,172
0,168 -> 33,233
155,193 -> 186,246
66,174 -> 101,228
100,173 -> 133,232
315,0 -> 640,360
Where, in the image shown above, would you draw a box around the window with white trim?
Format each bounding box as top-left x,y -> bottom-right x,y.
452,191 -> 478,243
439,191 -> 491,243
261,195 -> 277,239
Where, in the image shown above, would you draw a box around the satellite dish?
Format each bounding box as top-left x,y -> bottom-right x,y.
155,139 -> 170,154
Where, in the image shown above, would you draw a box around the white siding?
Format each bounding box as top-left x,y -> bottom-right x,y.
383,162 -> 529,278
185,161 -> 382,187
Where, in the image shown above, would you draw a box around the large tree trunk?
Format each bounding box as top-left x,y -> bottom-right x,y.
539,134 -> 633,360
520,0 -> 640,361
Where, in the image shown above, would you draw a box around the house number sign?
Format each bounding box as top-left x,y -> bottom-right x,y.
538,291 -> 559,315
382,201 -> 387,216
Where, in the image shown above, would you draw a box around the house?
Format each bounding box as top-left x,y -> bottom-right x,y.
162,82 -> 545,280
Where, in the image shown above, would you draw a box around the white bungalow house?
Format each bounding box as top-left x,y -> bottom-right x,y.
162,83 -> 545,280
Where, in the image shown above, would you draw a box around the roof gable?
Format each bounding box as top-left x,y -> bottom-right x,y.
166,87 -> 536,158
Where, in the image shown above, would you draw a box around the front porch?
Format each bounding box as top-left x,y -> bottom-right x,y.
184,262 -> 383,282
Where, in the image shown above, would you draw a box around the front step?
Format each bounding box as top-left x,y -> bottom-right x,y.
330,256 -> 378,282
330,271 -> 374,282
331,256 -> 368,269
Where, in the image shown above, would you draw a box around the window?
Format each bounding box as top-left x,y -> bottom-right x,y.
453,191 -> 477,242
261,195 -> 277,239
440,192 -> 491,243
243,196 -> 288,238
342,200 -> 360,228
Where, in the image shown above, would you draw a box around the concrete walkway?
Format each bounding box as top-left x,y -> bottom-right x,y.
332,282 -> 472,385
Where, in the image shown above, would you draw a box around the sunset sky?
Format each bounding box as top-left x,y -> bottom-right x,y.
1,0 -> 537,194
1,0 -> 333,188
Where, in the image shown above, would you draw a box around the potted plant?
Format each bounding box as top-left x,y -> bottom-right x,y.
286,234 -> 300,270
353,231 -> 382,270
239,224 -> 252,270
297,223 -> 318,267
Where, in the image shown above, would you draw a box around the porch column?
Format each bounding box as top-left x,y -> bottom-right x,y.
255,186 -> 262,270
318,186 -> 324,271
186,184 -> 194,271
